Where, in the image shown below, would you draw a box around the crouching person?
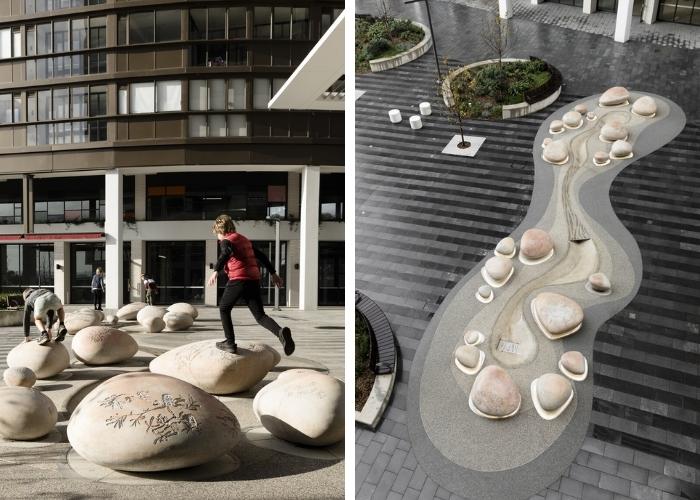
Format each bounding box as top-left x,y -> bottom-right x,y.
22,288 -> 68,345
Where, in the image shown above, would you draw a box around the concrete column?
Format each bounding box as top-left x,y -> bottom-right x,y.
134,174 -> 146,221
299,166 -> 320,310
287,239 -> 300,308
642,0 -> 659,24
22,174 -> 33,233
499,0 -> 513,18
205,239 -> 218,307
287,171 -> 301,220
614,0 -> 634,42
104,171 -> 123,309
129,239 -> 145,303
53,242 -> 69,304
583,0 -> 598,14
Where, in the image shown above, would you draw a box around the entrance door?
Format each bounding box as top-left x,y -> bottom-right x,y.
70,243 -> 105,304
658,0 -> 700,23
597,0 -> 644,14
146,241 -> 205,304
318,242 -> 344,306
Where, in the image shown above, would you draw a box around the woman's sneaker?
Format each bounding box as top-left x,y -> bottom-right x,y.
55,326 -> 68,343
215,340 -> 237,354
37,332 -> 50,346
278,327 -> 295,356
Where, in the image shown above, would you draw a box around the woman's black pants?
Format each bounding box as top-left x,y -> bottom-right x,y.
219,279 -> 280,343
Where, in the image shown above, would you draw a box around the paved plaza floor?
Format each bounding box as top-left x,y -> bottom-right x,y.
355,2 -> 700,497
0,306 -> 344,499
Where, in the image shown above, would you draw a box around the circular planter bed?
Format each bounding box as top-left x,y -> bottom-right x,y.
355,311 -> 375,411
442,58 -> 562,120
356,16 -> 429,74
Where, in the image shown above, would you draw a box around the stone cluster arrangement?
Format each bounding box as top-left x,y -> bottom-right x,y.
115,301 -> 200,333
253,369 -> 344,447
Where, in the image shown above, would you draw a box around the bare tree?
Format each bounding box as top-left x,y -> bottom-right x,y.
480,11 -> 515,72
376,0 -> 393,24
439,59 -> 471,149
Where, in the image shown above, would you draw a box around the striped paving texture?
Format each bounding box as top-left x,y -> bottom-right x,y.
355,57 -> 700,500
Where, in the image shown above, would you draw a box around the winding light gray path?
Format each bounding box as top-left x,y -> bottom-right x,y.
407,92 -> 686,499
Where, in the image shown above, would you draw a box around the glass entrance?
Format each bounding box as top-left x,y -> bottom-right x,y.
658,0 -> 700,24
548,0 -> 584,7
0,244 -> 54,293
70,243 -> 105,303
318,241 -> 344,306
598,0 -> 644,15
146,241 -> 205,304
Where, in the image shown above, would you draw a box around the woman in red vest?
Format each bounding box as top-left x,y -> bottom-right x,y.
207,214 -> 294,355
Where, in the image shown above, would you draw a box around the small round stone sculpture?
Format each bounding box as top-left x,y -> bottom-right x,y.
116,302 -> 147,320
632,96 -> 657,117
543,140 -> 569,164
519,228 -> 554,265
600,121 -> 628,142
586,111 -> 597,121
481,255 -> 514,288
599,86 -> 630,107
586,272 -> 611,295
531,373 -> 574,420
64,310 -> 102,335
574,104 -> 588,115
549,120 -> 564,134
610,140 -> 633,159
463,329 -> 485,346
563,111 -> 583,129
167,303 -> 199,320
531,292 -> 584,339
495,237 -> 516,258
3,366 -> 37,388
476,285 -> 493,304
0,387 -> 57,440
593,151 -> 610,166
558,351 -> 588,381
454,345 -> 485,375
542,137 -> 552,148
469,365 -> 521,419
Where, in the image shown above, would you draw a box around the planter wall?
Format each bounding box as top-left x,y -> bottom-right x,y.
369,22 -> 431,73
442,58 -> 562,120
0,310 -> 23,327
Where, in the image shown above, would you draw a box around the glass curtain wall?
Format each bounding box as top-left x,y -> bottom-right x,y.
146,242 -> 205,304
0,244 -> 54,293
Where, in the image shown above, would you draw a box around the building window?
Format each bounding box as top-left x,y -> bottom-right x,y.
146,241 -> 205,304
0,244 -> 54,293
129,12 -> 155,44
320,174 -> 344,221
25,0 -> 105,14
229,7 -> 247,38
157,10 -> 181,42
658,0 -> 700,24
321,8 -> 343,35
70,243 -> 105,304
0,179 -> 22,225
123,81 -> 182,114
189,115 -> 247,138
34,176 -> 105,224
189,79 -> 246,111
292,8 -> 310,40
146,172 -> 287,221
254,7 -> 272,39
253,78 -> 286,109
90,17 -> 107,48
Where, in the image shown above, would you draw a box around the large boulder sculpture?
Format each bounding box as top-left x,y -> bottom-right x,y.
116,302 -> 147,320
531,292 -> 584,339
0,387 -> 58,440
71,326 -> 138,365
137,306 -> 167,333
468,365 -> 521,419
167,303 -> 199,320
64,309 -> 102,335
67,372 -> 241,471
253,369 -> 344,447
149,341 -> 280,395
6,341 -> 70,379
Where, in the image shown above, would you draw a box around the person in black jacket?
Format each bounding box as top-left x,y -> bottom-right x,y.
91,267 -> 105,310
22,288 -> 68,345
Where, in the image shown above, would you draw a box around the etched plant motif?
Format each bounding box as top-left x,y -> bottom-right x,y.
100,392 -> 202,445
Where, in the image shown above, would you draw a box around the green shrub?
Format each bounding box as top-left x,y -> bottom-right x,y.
365,38 -> 391,59
355,312 -> 372,379
366,22 -> 392,43
474,65 -> 507,99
